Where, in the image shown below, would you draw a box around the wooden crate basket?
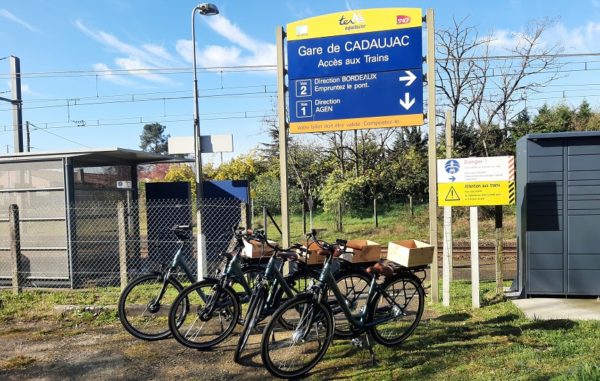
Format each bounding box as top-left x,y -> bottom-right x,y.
345,240 -> 382,263
386,240 -> 434,267
241,239 -> 276,258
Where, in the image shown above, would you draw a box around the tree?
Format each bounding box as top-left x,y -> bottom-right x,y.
212,153 -> 265,182
140,123 -> 169,154
164,164 -> 196,198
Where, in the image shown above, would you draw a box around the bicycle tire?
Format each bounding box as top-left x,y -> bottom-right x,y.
234,284 -> 267,363
330,268 -> 371,338
235,264 -> 264,292
261,295 -> 333,379
368,272 -> 425,346
169,279 -> 240,350
272,267 -> 320,306
118,273 -> 184,341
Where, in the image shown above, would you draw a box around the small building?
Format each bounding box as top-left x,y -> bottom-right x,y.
517,132 -> 600,297
0,148 -> 175,288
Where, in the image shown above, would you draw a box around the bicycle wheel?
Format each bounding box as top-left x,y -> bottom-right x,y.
234,284 -> 267,363
330,269 -> 371,338
261,296 -> 333,379
118,273 -> 184,341
240,264 -> 265,290
169,279 -> 240,350
368,273 -> 425,346
273,267 -> 320,305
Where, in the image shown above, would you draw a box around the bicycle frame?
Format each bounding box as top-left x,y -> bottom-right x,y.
317,258 -> 405,331
261,255 -> 295,307
222,250 -> 253,296
168,240 -> 197,282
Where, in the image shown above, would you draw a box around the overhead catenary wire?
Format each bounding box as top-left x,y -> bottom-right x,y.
0,51 -> 599,80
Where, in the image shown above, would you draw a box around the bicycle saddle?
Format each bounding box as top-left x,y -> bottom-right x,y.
277,251 -> 299,261
367,262 -> 397,277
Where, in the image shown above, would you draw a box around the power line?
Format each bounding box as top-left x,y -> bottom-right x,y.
437,51 -> 600,62
20,83 -> 276,104
0,90 -> 277,112
28,122 -> 91,148
0,113 -> 278,134
0,52 -> 598,79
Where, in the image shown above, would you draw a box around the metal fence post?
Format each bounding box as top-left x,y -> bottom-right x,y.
263,206 -> 268,237
9,204 -> 22,294
240,202 -> 248,229
118,201 -> 128,290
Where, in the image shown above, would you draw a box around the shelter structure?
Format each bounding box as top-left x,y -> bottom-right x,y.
0,148 -> 176,288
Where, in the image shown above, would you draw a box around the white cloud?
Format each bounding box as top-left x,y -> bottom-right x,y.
5,81 -> 41,97
0,9 -> 39,33
285,1 -> 312,19
92,63 -> 136,86
175,40 -> 194,63
143,44 -> 175,62
547,21 -> 600,52
487,21 -> 600,53
75,20 -> 175,85
114,58 -> 172,84
176,15 -> 276,71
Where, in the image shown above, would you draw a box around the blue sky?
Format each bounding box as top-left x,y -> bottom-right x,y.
0,0 -> 599,161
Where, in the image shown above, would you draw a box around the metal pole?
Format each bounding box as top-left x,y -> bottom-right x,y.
426,9 -> 439,303
10,56 -> 23,153
276,26 -> 290,247
442,110 -> 453,306
9,204 -> 22,294
192,7 -> 206,278
470,206 -> 480,308
26,121 -> 30,152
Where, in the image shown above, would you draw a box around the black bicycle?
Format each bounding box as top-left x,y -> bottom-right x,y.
234,231 -> 374,362
234,232 -> 320,362
169,229 -> 318,350
118,226 -> 263,341
260,232 -> 426,379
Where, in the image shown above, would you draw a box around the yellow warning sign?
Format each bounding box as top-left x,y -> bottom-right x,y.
445,186 -> 460,201
438,181 -> 515,206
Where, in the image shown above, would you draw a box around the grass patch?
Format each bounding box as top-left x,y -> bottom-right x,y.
258,203 -> 517,244
0,355 -> 36,370
312,280 -> 600,381
0,288 -> 120,325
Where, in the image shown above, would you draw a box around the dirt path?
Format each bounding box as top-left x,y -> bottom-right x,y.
0,321 -> 285,381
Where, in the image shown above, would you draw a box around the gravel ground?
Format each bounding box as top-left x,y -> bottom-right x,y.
0,321 -> 287,381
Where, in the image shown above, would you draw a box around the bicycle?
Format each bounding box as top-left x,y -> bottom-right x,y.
260,232 -> 426,379
234,231 -> 377,362
118,225 -> 263,341
167,228 -> 276,350
232,232 -> 320,361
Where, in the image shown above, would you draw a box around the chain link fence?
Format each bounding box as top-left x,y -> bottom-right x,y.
0,198 -> 246,289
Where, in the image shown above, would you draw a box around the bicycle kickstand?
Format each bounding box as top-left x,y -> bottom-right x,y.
365,333 -> 376,366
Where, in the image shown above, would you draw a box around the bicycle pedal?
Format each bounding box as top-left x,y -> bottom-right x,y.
351,337 -> 364,348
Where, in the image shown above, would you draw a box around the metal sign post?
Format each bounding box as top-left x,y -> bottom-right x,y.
442,110 -> 452,306
470,206 -> 480,308
426,8 -> 439,303
276,26 -> 290,247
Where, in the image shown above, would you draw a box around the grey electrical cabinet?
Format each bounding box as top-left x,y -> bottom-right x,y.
517,132 -> 600,297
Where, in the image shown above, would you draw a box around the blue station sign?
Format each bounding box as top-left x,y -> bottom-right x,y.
286,8 -> 424,133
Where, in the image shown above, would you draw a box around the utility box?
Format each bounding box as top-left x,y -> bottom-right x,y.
517,132 -> 600,297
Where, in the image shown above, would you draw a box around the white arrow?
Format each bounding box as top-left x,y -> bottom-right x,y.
399,93 -> 415,110
398,70 -> 417,86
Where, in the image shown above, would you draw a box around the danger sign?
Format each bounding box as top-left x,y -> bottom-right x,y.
437,156 -> 515,207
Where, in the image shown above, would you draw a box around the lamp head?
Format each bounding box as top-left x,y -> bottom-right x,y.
198,3 -> 219,16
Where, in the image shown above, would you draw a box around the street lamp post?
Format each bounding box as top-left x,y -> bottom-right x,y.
192,3 -> 219,278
